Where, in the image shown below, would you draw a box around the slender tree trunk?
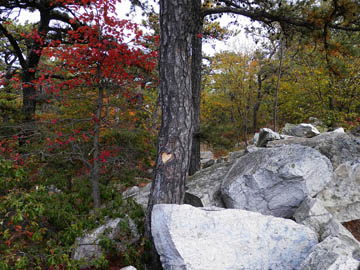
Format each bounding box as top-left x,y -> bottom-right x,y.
189,0 -> 203,176
253,73 -> 263,133
145,0 -> 193,269
151,92 -> 161,133
90,72 -> 103,209
21,71 -> 37,121
19,12 -> 50,145
3,64 -> 15,123
273,38 -> 283,132
20,71 -> 38,146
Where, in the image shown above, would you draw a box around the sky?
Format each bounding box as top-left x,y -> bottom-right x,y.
12,0 -> 256,55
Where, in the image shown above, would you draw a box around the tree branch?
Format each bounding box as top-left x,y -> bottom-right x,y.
201,7 -> 315,30
0,23 -> 27,69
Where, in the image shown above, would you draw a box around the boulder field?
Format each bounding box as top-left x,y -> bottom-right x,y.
76,123 -> 360,270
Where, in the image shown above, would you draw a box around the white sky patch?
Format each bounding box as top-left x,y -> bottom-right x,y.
203,13 -> 258,56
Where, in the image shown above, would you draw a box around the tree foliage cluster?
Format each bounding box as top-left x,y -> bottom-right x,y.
201,32 -> 360,149
0,0 -> 160,268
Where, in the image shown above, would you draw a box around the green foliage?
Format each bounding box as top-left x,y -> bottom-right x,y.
0,158 -> 26,194
202,39 -> 360,148
201,51 -> 274,149
276,43 -> 360,128
0,158 -> 147,270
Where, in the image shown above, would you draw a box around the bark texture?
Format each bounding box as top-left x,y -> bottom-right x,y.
189,0 -> 203,176
145,0 -> 194,268
21,11 -> 50,121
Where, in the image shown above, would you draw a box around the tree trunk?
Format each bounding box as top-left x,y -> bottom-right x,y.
253,73 -> 263,133
90,74 -> 103,209
21,71 -> 37,121
2,64 -> 15,123
273,38 -> 283,132
145,0 -> 194,269
19,12 -> 50,145
189,0 -> 203,176
20,70 -> 38,146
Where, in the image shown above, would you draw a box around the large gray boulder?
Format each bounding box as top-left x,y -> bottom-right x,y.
152,204 -> 318,270
221,145 -> 333,217
316,160 -> 360,222
256,128 -> 281,147
228,150 -> 247,162
73,217 -> 139,266
268,131 -> 360,168
281,123 -> 320,138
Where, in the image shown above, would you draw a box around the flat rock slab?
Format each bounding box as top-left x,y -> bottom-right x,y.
221,145 -> 333,217
152,204 -> 318,270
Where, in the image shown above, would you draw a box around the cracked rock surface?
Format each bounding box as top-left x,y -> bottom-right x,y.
221,145 -> 333,217
317,160 -> 360,222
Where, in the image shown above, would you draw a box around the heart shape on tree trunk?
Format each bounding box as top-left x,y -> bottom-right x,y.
161,152 -> 172,163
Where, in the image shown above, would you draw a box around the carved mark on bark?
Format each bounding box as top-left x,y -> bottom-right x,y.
161,152 -> 172,163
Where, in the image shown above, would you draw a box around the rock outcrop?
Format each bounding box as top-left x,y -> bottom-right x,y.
268,131 -> 360,168
294,197 -> 360,260
221,145 -> 333,217
73,217 -> 139,266
316,160 -> 360,222
118,123 -> 360,270
152,204 -> 318,270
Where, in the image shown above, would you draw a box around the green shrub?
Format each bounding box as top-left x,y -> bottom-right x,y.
0,158 -> 146,270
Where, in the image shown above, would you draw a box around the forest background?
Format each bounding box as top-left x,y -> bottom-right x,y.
1,0 -> 360,269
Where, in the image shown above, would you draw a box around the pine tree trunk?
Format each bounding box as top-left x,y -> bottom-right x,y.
189,0 -> 203,176
253,73 -> 263,133
145,0 -> 194,268
273,38 -> 283,132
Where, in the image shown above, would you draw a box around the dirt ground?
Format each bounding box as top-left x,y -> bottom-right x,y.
342,220 -> 360,241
